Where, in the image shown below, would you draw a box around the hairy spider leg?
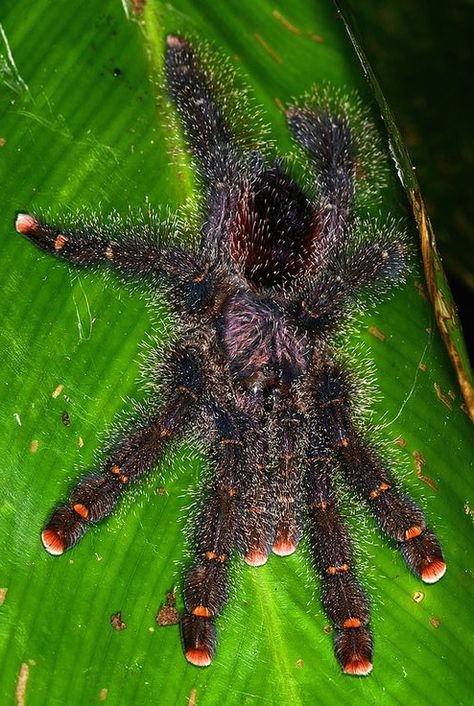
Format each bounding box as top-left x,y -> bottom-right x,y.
339,433 -> 446,583
41,345 -> 204,556
315,361 -> 446,584
298,225 -> 408,335
286,107 -> 355,244
165,34 -> 320,290
235,434 -> 276,567
305,439 -> 372,676
15,213 -> 229,316
182,405 -> 248,666
271,398 -> 305,556
15,213 -> 199,280
165,34 -> 237,187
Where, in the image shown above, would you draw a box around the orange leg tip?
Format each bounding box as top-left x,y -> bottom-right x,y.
343,659 -> 373,677
192,606 -> 212,618
41,528 -> 65,556
272,539 -> 297,557
15,213 -> 39,234
185,648 -> 212,668
421,560 -> 447,584
244,549 -> 268,567
405,525 -> 423,540
343,618 -> 362,629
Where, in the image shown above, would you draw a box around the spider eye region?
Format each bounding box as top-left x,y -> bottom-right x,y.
222,292 -> 308,391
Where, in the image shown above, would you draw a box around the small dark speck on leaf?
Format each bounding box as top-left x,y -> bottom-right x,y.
113,67 -> 121,77
156,590 -> 180,626
110,611 -> 127,631
62,411 -> 71,426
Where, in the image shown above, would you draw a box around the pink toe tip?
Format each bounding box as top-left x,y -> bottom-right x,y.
185,648 -> 212,667
166,34 -> 188,49
343,659 -> 373,676
244,549 -> 268,567
272,539 -> 297,557
421,560 -> 446,584
15,213 -> 39,234
41,528 -> 64,556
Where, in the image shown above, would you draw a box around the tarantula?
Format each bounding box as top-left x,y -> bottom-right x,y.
15,35 -> 445,676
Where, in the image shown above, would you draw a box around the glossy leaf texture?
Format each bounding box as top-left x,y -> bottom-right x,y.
0,1 -> 473,706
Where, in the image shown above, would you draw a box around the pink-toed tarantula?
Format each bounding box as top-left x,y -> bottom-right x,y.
15,35 -> 445,676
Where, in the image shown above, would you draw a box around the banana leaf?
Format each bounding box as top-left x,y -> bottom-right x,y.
0,1 -> 472,705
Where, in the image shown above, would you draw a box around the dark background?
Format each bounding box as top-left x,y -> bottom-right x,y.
354,0 -> 474,359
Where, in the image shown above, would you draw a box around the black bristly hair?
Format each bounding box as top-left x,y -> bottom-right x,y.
15,34 -> 446,676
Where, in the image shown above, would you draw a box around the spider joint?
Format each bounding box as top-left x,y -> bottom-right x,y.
369,482 -> 391,500
204,550 -> 226,563
54,234 -> 68,251
326,564 -> 349,576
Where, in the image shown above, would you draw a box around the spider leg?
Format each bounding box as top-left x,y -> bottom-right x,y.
165,35 -> 237,185
339,432 -> 446,583
312,360 -> 446,583
165,36 -> 319,289
271,398 -> 304,556
236,434 -> 276,566
297,223 -> 409,335
15,212 -> 198,280
15,213 -> 231,315
305,437 -> 372,676
286,107 -> 354,241
41,344 -> 204,556
181,406 -> 248,666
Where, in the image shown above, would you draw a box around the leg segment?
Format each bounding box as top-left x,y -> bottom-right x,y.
312,360 -> 446,583
338,433 -> 446,583
286,108 -> 354,239
15,212 -> 198,280
165,35 -> 237,184
272,400 -> 304,556
296,224 -> 409,336
235,434 -> 276,567
181,407 -> 247,666
305,440 -> 372,675
15,213 -> 229,315
41,344 -> 204,555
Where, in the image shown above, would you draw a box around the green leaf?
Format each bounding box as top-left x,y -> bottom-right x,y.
0,1 -> 472,705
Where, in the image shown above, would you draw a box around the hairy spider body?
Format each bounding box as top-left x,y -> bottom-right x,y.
15,35 -> 446,676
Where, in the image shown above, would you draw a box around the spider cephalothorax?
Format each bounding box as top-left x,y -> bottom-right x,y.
15,35 -> 445,676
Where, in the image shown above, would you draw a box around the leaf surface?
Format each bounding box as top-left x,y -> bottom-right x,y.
0,2 -> 472,705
